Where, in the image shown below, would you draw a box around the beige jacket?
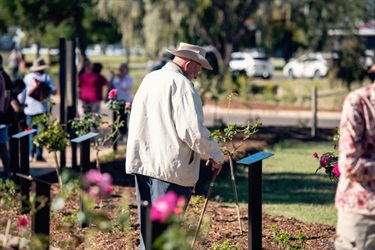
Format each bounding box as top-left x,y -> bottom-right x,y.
125,62 -> 224,187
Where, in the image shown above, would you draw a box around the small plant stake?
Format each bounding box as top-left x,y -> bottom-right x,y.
210,92 -> 261,235
191,160 -> 218,249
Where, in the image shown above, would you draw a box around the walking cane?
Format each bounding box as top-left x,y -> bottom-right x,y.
191,160 -> 219,249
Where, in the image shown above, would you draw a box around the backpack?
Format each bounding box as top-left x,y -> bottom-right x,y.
0,71 -> 11,120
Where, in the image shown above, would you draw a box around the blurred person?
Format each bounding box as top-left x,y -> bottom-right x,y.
109,63 -> 133,141
17,53 -> 27,78
334,64 -> 375,249
6,78 -> 26,179
126,42 -> 224,249
78,62 -> 109,117
151,51 -> 173,71
18,58 -> 57,162
8,49 -> 20,79
78,56 -> 91,76
0,54 -> 13,182
6,78 -> 26,134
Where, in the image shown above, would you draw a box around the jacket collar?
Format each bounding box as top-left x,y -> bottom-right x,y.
164,61 -> 184,76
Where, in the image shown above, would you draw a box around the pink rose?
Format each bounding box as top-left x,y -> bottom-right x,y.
312,152 -> 318,158
83,169 -> 103,187
18,216 -> 29,229
108,89 -> 117,100
150,191 -> 179,223
83,169 -> 113,199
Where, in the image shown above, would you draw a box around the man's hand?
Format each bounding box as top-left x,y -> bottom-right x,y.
207,159 -> 223,175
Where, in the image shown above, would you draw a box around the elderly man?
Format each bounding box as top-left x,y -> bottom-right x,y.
126,42 -> 224,249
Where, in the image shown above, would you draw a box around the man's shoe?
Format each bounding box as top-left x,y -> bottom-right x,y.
36,156 -> 47,162
29,156 -> 34,162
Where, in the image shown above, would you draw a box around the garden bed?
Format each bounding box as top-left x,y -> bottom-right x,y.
1,126 -> 336,249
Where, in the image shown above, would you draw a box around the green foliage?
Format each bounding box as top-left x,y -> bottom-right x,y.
31,105 -> 70,187
331,37 -> 368,90
211,120 -> 261,158
33,118 -> 70,153
213,239 -> 240,250
272,224 -> 307,250
0,179 -> 19,209
188,195 -> 203,217
153,223 -> 195,250
69,97 -> 126,170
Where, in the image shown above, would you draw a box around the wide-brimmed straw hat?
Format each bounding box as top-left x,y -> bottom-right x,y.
30,58 -> 49,72
166,42 -> 213,70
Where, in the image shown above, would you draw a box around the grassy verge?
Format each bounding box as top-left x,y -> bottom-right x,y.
212,140 -> 337,226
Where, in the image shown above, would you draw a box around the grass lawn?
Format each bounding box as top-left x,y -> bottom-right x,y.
213,139 -> 338,226
262,140 -> 337,226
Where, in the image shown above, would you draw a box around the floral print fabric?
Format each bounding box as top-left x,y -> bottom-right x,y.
335,83 -> 375,215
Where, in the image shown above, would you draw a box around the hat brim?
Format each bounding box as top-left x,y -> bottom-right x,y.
166,49 -> 213,70
30,65 -> 49,72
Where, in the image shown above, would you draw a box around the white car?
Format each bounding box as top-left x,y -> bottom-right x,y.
283,53 -> 329,79
250,51 -> 274,79
229,51 -> 274,79
229,52 -> 255,77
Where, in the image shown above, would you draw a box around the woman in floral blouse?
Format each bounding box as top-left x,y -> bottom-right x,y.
335,64 -> 375,249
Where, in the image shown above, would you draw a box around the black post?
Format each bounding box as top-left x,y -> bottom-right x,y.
70,38 -> 78,171
33,179 -> 51,237
71,132 -> 98,173
71,132 -> 98,228
13,129 -> 37,214
59,38 -> 67,169
248,160 -> 262,250
113,110 -> 118,151
237,151 -> 274,250
17,173 -> 52,250
9,122 -> 22,183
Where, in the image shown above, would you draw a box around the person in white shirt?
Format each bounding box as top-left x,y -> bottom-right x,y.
18,58 -> 57,162
109,63 -> 132,140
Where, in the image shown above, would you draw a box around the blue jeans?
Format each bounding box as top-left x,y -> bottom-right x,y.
0,125 -> 9,181
26,115 -> 43,159
135,174 -> 193,250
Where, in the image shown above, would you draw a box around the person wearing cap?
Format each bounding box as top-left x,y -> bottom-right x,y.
18,57 -> 57,162
334,64 -> 375,249
126,42 -> 224,249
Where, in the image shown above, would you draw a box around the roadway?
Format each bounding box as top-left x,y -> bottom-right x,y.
50,95 -> 341,129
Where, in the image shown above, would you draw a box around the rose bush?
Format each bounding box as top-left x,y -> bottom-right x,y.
312,128 -> 340,182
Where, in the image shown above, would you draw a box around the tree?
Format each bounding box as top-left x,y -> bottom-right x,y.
95,0 -> 145,62
0,0 -> 120,58
256,0 -> 369,62
332,37 -> 367,90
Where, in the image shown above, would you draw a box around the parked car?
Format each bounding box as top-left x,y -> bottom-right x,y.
282,53 -> 329,79
229,52 -> 255,77
229,51 -> 274,79
250,51 -> 274,79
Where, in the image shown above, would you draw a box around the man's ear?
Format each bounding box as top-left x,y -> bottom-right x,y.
184,60 -> 192,70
